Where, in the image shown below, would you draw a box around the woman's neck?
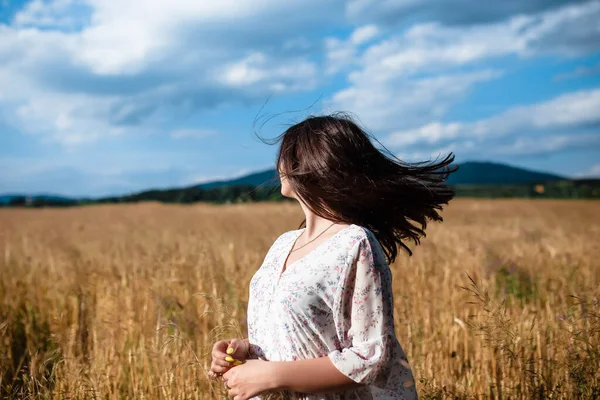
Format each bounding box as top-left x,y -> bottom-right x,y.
298,201 -> 337,239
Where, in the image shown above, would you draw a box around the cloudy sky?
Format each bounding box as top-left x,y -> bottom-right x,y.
1,0 -> 599,197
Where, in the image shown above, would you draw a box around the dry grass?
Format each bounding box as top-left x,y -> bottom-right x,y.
0,199 -> 599,399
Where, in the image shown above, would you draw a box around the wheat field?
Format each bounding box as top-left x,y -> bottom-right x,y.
0,199 -> 599,399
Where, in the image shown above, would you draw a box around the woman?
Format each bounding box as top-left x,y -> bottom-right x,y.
209,113 -> 456,399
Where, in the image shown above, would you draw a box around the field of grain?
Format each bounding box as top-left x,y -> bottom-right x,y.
1,199 -> 599,399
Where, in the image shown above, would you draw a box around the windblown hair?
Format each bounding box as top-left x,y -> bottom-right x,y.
259,112 -> 457,264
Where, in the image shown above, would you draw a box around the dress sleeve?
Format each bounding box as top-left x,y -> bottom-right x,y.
327,234 -> 397,386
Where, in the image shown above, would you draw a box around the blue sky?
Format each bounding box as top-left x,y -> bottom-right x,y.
1,0 -> 599,197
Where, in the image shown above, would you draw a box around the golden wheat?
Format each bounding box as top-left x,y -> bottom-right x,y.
1,199 -> 599,399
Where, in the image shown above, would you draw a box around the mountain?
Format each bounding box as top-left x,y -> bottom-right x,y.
195,161 -> 565,189
0,194 -> 76,205
196,169 -> 280,189
0,195 -> 13,204
445,161 -> 564,185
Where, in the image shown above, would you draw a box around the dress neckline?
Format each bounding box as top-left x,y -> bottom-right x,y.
277,224 -> 356,284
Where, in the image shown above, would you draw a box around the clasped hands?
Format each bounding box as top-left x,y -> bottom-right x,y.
209,338 -> 277,400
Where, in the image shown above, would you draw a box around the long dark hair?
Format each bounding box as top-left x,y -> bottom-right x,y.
258,112 -> 457,264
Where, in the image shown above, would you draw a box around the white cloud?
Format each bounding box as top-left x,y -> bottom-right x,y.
345,0 -> 591,26
386,89 -> 600,147
576,163 -> 600,178
478,89 -> 600,136
48,0 -> 339,75
349,1 -> 600,80
358,21 -> 521,78
14,1 -> 276,74
350,25 -> 380,45
396,141 -> 475,163
325,24 -> 380,74
219,52 -> 317,91
327,1 -> 600,136
3,90 -> 123,146
554,62 -> 600,81
493,134 -> 600,156
384,89 -> 600,159
387,122 -> 463,147
0,0 -> 331,145
14,0 -> 89,30
328,69 -> 500,132
396,132 -> 600,162
283,37 -> 312,51
524,1 -> 600,56
191,168 -> 252,185
0,153 -> 203,197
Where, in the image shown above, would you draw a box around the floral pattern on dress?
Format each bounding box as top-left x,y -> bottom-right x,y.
247,224 -> 418,400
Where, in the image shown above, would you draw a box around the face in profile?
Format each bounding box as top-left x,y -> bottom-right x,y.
278,162 -> 296,199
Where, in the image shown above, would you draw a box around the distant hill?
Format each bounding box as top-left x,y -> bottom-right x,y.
446,161 -> 564,185
0,194 -> 75,205
197,169 -> 280,189
195,161 -> 565,189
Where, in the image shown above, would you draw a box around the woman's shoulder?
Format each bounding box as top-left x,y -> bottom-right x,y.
269,227 -> 303,248
345,224 -> 387,264
278,227 -> 304,241
261,229 -> 301,260
345,224 -> 380,247
346,223 -> 372,239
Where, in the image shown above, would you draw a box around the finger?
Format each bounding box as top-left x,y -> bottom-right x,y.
212,348 -> 229,359
212,340 -> 230,356
212,340 -> 227,351
210,363 -> 229,374
208,370 -> 223,380
225,355 -> 243,365
213,367 -> 229,375
217,355 -> 238,366
227,339 -> 247,360
226,338 -> 240,354
213,357 -> 232,368
214,350 -> 240,364
212,357 -> 231,368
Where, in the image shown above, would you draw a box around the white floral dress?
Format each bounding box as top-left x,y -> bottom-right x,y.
247,224 -> 418,400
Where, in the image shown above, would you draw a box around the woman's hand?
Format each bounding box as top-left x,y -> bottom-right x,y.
222,359 -> 278,400
209,338 -> 249,378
